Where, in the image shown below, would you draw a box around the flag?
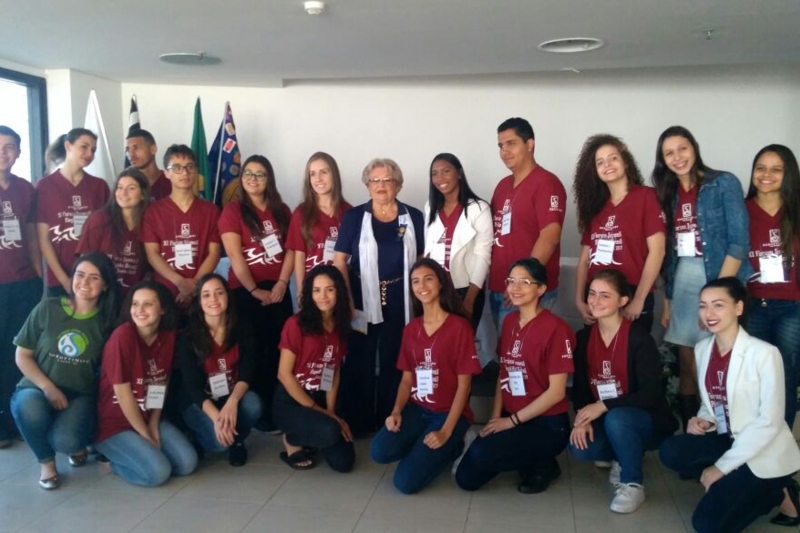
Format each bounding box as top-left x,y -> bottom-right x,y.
123,95 -> 140,168
208,102 -> 241,207
83,89 -> 116,186
190,98 -> 210,198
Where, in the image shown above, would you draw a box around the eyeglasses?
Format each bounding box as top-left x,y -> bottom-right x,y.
166,164 -> 197,174
505,277 -> 540,287
368,177 -> 396,185
242,170 -> 268,180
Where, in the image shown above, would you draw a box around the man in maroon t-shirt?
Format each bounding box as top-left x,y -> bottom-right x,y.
125,130 -> 172,201
490,117 -> 566,331
142,145 -> 221,308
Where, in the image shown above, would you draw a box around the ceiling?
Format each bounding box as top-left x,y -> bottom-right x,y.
3,0 -> 800,87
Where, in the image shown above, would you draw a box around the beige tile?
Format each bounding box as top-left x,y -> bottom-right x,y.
242,504 -> 360,533
89,469 -> 192,498
269,467 -> 382,512
354,516 -> 465,533
3,455 -> 109,491
465,521 -> 567,533
130,496 -> 262,533
175,462 -> 291,503
0,484 -> 75,532
572,485 -> 687,533
468,482 -> 575,531
0,444 -> 37,481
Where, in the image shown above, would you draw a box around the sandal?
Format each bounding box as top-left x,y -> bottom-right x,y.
68,451 -> 88,467
39,475 -> 60,490
280,450 -> 316,470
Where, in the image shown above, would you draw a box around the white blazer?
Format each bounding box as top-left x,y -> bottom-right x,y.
423,199 -> 493,290
695,327 -> 800,478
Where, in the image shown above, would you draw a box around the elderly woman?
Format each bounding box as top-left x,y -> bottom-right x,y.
333,158 -> 424,437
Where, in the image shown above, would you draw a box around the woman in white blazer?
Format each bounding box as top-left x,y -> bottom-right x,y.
423,153 -> 493,330
659,277 -> 800,533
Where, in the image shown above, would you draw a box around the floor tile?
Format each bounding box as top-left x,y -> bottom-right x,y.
0,484 -> 75,533
175,462 -> 291,504
572,485 -> 686,533
269,467 -> 382,512
242,503 -> 360,533
130,496 -> 262,533
353,516 -> 465,533
468,480 -> 575,531
0,445 -> 37,482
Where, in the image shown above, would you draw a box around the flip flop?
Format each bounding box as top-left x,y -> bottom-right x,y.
39,475 -> 60,490
280,450 -> 317,470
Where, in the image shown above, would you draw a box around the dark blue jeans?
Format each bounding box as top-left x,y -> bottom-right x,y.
455,412 -> 569,491
182,391 -> 263,452
569,407 -> 662,485
659,433 -> 789,533
370,402 -> 469,494
747,298 -> 800,428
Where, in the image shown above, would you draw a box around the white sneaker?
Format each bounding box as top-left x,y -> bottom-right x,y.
610,483 -> 645,514
608,460 -> 621,486
452,426 -> 479,474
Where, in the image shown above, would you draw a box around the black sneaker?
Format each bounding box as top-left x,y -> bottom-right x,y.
229,442 -> 248,467
518,461 -> 561,494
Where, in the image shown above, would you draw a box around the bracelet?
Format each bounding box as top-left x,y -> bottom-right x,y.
276,279 -> 288,285
249,286 -> 258,293
510,413 -> 519,426
513,412 -> 522,426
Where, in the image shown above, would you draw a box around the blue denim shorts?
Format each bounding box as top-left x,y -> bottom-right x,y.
665,257 -> 712,347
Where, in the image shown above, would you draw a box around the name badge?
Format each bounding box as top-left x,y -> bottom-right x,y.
351,309 -> 369,334
713,403 -> 728,435
416,368 -> 434,396
596,381 -> 618,400
322,237 -> 336,262
507,368 -> 526,397
144,384 -> 167,410
174,243 -> 193,267
759,254 -> 786,283
501,212 -> 512,236
677,231 -> 696,257
595,239 -> 615,264
2,219 -> 22,241
320,365 -> 335,392
209,372 -> 230,399
261,234 -> 282,258
73,213 -> 89,237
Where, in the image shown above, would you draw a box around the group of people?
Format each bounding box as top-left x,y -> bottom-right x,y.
0,116 -> 798,533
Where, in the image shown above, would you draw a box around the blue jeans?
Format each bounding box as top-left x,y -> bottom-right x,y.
370,403 -> 469,494
568,407 -> 660,484
747,298 -> 800,428
490,289 -> 558,332
182,391 -> 263,452
10,388 -> 96,463
95,421 -> 198,486
659,433 -> 788,533
455,412 -> 569,491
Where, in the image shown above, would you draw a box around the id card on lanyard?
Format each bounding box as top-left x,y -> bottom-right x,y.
145,384 -> 167,410
261,234 -> 282,258
73,213 -> 89,237
677,232 -> 697,257
507,368 -> 526,396
759,254 -> 786,283
2,219 -> 21,241
209,373 -> 230,399
415,368 -> 434,396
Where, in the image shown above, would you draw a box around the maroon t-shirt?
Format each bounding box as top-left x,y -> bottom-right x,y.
203,342 -> 240,396
149,171 -> 172,202
746,199 -> 799,301
674,185 -> 703,256
497,309 -> 575,415
36,170 -> 110,287
581,186 -> 666,288
0,174 -> 38,284
587,319 -> 631,401
218,200 -> 291,288
95,323 -> 175,443
435,204 -> 464,271
140,197 -> 221,296
279,315 -> 347,391
490,166 -> 566,292
704,343 -> 732,432
397,314 -> 481,423
286,203 -> 352,272
76,210 -> 146,297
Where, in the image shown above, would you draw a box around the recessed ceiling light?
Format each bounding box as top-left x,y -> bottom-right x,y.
304,1 -> 325,15
538,38 -> 604,53
159,52 -> 221,66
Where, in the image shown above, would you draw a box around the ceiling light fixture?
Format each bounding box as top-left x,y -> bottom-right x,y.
159,52 -> 221,66
538,38 -> 604,53
304,1 -> 325,15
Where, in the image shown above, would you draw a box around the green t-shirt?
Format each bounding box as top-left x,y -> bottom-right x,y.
14,297 -> 105,396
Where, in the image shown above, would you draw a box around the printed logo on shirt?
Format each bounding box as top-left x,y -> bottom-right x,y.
123,240 -> 133,256
72,196 -> 82,208
502,199 -> 511,213
564,339 -> 573,359
602,360 -> 612,377
603,216 -> 616,231
180,223 -> 191,237
550,195 -> 560,210
218,359 -> 227,372
424,348 -> 432,364
717,370 -> 725,387
770,229 -> 782,244
57,330 -> 89,358
511,340 -> 522,358
681,203 -> 692,219
329,227 -> 338,238
263,220 -> 275,234
323,344 -> 334,362
148,358 -> 158,374
2,201 -> 11,215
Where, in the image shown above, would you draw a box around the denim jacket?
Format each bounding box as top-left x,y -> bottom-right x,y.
664,171 -> 752,300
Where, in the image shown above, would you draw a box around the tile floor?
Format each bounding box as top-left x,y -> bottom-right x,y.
0,432 -> 797,533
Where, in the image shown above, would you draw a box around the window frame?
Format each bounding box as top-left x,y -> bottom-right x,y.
0,67 -> 48,181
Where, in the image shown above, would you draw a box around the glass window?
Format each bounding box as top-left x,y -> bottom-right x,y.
0,68 -> 48,183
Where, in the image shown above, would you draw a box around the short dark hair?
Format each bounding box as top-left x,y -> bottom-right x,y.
163,144 -> 197,168
126,129 -> 156,145
509,257 -> 548,286
497,117 -> 535,142
0,125 -> 21,148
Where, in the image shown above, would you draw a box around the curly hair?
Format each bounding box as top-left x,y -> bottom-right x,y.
573,134 -> 642,233
409,258 -> 468,320
297,264 -> 351,341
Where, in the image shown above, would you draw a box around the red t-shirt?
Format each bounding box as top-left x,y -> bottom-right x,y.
279,315 -> 347,391
0,175 -> 38,284
95,323 -> 175,442
704,343 -> 732,432
674,185 -> 703,256
286,203 -> 352,272
218,200 -> 292,288
149,172 -> 172,202
581,186 -> 666,288
397,314 -> 481,423
203,342 -> 240,396
140,197 -> 221,296
76,210 -> 146,297
36,170 -> 110,287
497,309 -> 575,415
746,199 -> 800,301
490,166 -> 566,292
435,204 -> 464,271
587,319 -> 631,401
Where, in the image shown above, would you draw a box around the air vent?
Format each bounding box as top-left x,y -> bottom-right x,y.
538,38 -> 604,53
159,52 -> 221,66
